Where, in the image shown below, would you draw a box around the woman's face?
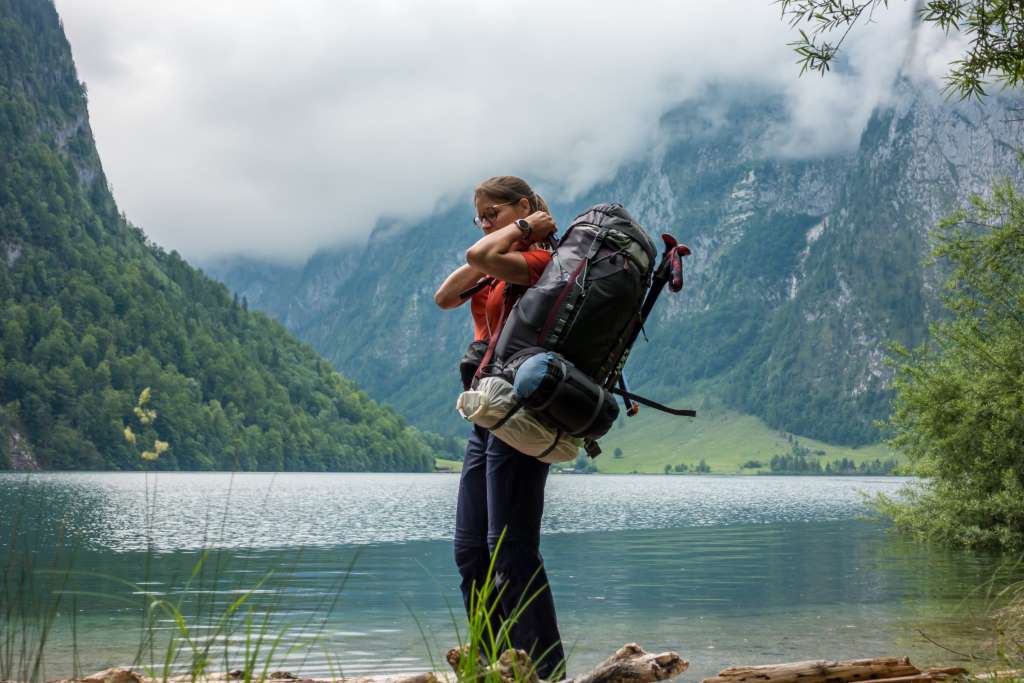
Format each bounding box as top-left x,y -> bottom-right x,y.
474,195 -> 531,235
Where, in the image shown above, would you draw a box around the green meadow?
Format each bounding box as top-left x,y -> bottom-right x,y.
435,457 -> 464,472
594,397 -> 895,474
436,400 -> 896,476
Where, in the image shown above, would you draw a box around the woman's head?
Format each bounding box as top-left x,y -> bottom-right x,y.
473,176 -> 549,233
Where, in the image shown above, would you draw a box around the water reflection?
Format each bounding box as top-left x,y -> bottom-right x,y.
0,472 -> 906,551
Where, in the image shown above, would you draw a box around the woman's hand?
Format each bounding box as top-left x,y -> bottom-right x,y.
466,223 -> 535,285
523,211 -> 556,243
464,211 -> 556,285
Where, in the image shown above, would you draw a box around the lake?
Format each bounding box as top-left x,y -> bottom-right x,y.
0,472 -> 1012,680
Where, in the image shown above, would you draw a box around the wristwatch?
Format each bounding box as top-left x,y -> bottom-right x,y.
514,218 -> 532,240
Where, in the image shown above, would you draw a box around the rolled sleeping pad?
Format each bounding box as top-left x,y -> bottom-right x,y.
513,352 -> 619,440
456,376 -> 581,463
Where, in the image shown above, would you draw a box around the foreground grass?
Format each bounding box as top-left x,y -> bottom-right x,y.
596,396 -> 895,474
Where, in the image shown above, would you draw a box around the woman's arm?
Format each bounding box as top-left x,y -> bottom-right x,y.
434,264 -> 486,309
465,212 -> 556,285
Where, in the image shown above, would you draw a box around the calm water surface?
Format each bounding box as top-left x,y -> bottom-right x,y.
0,473 -> 1011,679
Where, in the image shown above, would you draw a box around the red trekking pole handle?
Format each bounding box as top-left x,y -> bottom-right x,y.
660,234 -> 691,292
668,244 -> 690,292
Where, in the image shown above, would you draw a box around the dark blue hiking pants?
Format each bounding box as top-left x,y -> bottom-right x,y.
453,424 -> 565,680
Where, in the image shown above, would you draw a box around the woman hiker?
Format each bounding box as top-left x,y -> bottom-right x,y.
434,175 -> 566,680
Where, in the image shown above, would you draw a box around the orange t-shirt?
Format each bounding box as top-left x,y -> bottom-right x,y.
470,250 -> 552,341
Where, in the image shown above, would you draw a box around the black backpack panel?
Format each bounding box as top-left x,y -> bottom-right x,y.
493,203 -> 656,383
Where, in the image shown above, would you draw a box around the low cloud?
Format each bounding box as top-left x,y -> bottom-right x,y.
56,0 -> 928,263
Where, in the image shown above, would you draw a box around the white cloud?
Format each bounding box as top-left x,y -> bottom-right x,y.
56,0 -> 929,262
906,18 -> 974,90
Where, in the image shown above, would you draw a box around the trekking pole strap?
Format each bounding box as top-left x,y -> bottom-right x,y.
617,375 -> 639,416
459,276 -> 495,301
608,387 -> 696,417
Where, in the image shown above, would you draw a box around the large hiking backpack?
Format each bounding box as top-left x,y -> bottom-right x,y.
463,203 -> 694,459
490,203 -> 656,382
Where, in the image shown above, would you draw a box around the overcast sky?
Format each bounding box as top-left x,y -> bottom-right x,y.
54,1 -> 954,264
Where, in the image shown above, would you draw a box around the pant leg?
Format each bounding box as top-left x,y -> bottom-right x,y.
454,424 -> 491,606
484,433 -> 566,681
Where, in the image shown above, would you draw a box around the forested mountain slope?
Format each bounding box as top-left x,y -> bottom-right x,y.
213,85 -> 1023,446
0,0 -> 441,471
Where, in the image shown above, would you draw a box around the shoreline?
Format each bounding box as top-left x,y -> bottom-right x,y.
0,468 -> 909,477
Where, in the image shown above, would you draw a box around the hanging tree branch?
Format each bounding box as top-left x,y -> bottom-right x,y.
776,0 -> 1024,100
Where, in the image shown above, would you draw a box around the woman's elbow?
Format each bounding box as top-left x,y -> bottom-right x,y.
465,246 -> 486,270
434,288 -> 459,309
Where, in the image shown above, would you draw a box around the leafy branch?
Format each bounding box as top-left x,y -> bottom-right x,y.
776,0 -> 1024,99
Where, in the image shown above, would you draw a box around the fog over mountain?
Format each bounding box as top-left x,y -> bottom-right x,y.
209,73 -> 1024,445
53,0 -> 951,263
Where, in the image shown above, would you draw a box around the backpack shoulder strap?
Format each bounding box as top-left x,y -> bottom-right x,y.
472,282 -> 526,384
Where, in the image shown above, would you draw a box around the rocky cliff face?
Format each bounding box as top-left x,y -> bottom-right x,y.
210,83 -> 1024,444
751,85 -> 1024,440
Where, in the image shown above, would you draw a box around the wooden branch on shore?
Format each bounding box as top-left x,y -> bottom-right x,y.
703,657 -> 922,683
444,641 -> 687,683
47,642 -> 688,683
701,658 -> 970,683
44,651 -> 989,683
568,643 -> 689,683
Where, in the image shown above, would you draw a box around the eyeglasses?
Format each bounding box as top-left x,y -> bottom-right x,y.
473,201 -> 514,227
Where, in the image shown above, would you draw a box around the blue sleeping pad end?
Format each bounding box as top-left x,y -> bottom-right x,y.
514,352 -> 557,400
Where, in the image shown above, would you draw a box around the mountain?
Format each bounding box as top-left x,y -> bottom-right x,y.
211,83 -> 1024,449
0,0 -> 448,471
600,86 -> 1024,444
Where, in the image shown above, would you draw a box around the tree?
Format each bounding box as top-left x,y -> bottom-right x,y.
776,0 -> 1023,547
575,452 -> 597,473
613,447 -> 624,459
877,180 -> 1024,549
777,0 -> 1024,99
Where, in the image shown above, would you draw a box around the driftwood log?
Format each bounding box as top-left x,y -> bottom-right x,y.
40,652 -> 992,683
41,643 -> 687,683
569,643 -> 689,683
701,657 -> 969,683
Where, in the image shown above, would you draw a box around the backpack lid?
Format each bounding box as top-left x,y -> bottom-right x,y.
567,203 -> 657,267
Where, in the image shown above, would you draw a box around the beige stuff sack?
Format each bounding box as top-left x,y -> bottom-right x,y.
456,376 -> 581,463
